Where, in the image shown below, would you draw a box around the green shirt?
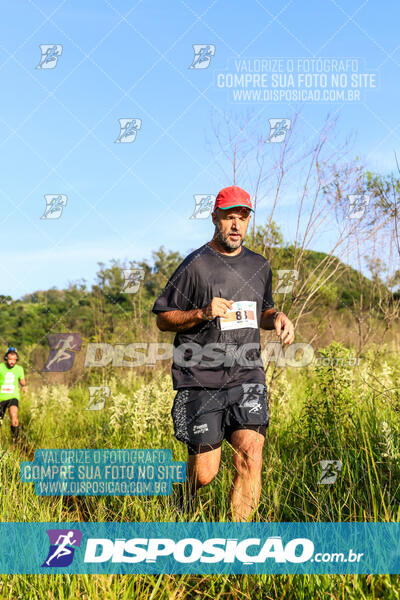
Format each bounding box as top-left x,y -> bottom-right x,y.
0,363 -> 25,401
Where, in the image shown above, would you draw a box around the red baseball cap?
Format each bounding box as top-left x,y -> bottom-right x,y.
214,185 -> 254,212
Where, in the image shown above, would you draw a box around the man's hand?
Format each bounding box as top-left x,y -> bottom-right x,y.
202,297 -> 234,320
274,313 -> 295,346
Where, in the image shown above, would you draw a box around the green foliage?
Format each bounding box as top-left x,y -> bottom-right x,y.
365,170 -> 400,214
0,247 -> 183,351
302,342 -> 356,446
245,221 -> 284,254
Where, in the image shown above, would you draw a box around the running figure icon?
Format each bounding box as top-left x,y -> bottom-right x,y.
45,531 -> 78,566
42,334 -> 82,372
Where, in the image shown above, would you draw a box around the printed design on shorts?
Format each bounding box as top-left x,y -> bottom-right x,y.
193,423 -> 209,435
172,389 -> 190,442
240,383 -> 266,414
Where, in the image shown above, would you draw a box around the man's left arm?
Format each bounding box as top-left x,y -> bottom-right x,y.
260,265 -> 295,345
260,308 -> 295,345
19,372 -> 27,393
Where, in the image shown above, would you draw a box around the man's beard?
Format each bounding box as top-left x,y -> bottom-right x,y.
215,224 -> 243,252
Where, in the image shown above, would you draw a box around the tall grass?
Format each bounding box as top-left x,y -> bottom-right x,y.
1,342 -> 400,598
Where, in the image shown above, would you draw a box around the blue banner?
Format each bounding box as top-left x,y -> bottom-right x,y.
0,522 -> 399,574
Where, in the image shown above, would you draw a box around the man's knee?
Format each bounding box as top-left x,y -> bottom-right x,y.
231,432 -> 265,476
191,467 -> 218,487
188,448 -> 221,487
233,450 -> 263,476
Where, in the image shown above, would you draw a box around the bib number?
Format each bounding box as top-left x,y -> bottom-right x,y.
220,301 -> 257,331
1,385 -> 14,394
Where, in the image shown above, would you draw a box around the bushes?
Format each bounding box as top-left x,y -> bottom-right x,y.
108,374 -> 174,445
302,342 -> 357,446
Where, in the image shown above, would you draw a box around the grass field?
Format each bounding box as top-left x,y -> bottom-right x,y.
1,341 -> 400,599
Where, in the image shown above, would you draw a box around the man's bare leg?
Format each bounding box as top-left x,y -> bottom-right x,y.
230,429 -> 265,521
9,405 -> 19,446
187,445 -> 222,491
176,446 -> 222,511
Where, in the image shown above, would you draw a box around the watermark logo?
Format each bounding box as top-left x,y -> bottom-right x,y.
84,535 -> 315,565
41,194 -> 67,219
216,58 -> 376,103
189,194 -> 215,219
42,334 -> 82,372
22,449 -> 185,497
86,386 -> 111,411
84,341 -> 314,369
318,460 -> 342,485
36,45 -> 63,69
42,529 -> 82,567
241,383 -> 265,414
115,118 -> 142,143
266,119 -> 291,143
348,194 -> 369,219
315,355 -> 360,367
189,44 -> 215,69
121,269 -> 145,294
274,270 -> 298,294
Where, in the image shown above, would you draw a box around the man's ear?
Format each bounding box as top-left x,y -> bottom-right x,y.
211,210 -> 217,226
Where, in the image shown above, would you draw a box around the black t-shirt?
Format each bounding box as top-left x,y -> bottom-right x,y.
152,244 -> 274,390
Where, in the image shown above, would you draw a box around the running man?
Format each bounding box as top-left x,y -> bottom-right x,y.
153,186 -> 295,521
0,346 -> 27,444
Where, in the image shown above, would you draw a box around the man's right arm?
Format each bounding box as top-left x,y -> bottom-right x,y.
156,308 -> 205,332
156,297 -> 234,332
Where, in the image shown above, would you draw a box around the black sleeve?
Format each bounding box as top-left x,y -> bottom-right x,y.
261,265 -> 275,311
152,261 -> 196,314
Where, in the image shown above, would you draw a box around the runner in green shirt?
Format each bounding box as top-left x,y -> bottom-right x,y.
0,347 -> 27,444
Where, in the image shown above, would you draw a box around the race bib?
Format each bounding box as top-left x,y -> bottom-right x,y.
220,301 -> 258,331
1,385 -> 14,394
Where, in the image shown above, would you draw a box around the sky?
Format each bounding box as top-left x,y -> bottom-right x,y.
0,0 -> 399,298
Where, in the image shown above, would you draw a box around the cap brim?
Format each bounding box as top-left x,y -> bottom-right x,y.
216,204 -> 254,212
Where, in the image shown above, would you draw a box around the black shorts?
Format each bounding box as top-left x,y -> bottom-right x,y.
171,383 -> 269,455
0,398 -> 18,419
